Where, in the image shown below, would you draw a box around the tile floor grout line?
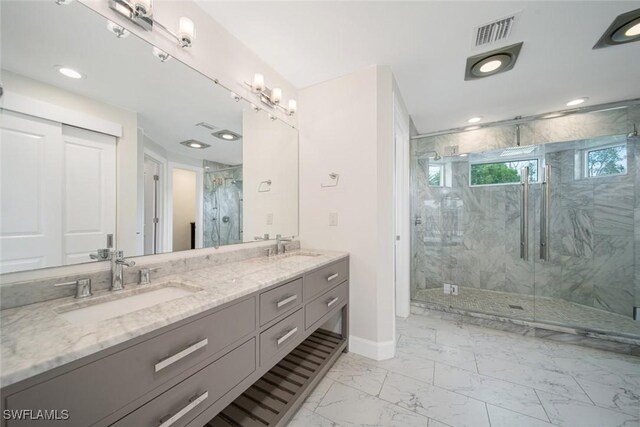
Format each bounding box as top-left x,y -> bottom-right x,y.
570,374 -> 597,406
533,388 -> 554,424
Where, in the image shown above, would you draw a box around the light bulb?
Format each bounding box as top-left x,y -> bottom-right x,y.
178,17 -> 195,47
479,60 -> 502,73
288,99 -> 297,115
272,88 -> 282,104
253,74 -> 265,92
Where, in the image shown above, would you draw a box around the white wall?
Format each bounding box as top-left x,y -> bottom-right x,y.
79,0 -> 297,127
299,65 -> 407,360
242,110 -> 299,241
172,168 -> 197,251
1,70 -> 139,256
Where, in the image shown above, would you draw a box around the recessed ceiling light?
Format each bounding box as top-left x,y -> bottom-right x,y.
467,116 -> 482,124
566,97 -> 588,107
212,130 -> 241,141
459,153 -> 468,157
465,43 -> 523,80
57,66 -> 83,79
594,8 -> 640,48
626,21 -> 640,37
180,139 -> 210,149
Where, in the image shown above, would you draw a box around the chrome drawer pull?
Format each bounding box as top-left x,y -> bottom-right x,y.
276,294 -> 297,308
276,327 -> 298,346
327,273 -> 339,282
326,297 -> 339,307
158,391 -> 208,427
155,338 -> 208,372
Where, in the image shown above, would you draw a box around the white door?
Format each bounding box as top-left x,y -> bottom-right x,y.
61,125 -> 116,265
0,110 -> 63,273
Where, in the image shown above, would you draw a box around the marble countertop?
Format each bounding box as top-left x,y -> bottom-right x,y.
0,249 -> 348,388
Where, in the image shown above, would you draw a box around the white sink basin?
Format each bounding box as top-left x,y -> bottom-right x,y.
55,282 -> 201,325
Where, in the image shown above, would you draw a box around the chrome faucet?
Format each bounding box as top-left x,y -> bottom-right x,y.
111,251 -> 135,291
275,234 -> 293,255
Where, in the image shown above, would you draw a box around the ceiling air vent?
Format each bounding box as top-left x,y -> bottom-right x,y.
474,15 -> 516,47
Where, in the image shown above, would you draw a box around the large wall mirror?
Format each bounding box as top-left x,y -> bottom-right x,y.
0,0 -> 298,274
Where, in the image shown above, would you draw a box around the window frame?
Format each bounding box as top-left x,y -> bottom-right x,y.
582,142 -> 627,179
468,157 -> 541,187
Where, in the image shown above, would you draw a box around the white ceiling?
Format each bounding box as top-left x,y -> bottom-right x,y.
1,0 -> 245,165
197,1 -> 640,134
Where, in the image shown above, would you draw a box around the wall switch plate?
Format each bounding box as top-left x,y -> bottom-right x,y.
266,213 -> 273,225
329,212 -> 338,226
443,283 -> 451,294
451,284 -> 459,295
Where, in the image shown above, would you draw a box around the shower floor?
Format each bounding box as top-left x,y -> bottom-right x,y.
413,287 -> 640,338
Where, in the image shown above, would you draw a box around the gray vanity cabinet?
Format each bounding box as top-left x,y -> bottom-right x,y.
0,256 -> 349,427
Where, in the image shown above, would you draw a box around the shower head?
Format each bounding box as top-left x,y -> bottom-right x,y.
433,153 -> 442,160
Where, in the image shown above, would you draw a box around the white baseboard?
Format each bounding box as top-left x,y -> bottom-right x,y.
348,335 -> 396,360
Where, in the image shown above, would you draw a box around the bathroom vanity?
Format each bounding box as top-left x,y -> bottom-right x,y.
0,251 -> 349,427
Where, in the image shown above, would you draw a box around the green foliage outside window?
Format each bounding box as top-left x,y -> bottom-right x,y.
470,160 -> 537,185
587,145 -> 626,177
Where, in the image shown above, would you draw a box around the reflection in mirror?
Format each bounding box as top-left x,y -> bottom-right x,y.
0,0 -> 298,274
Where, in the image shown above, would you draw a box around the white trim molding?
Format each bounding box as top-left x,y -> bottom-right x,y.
1,91 -> 123,137
349,335 -> 396,361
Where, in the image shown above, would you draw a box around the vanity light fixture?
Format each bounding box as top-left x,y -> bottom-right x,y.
107,21 -> 130,38
246,73 -> 297,116
152,46 -> 171,62
180,139 -> 210,149
108,0 -> 196,48
56,66 -> 83,79
464,42 -> 523,80
212,130 -> 241,141
566,97 -> 588,107
594,8 -> 640,48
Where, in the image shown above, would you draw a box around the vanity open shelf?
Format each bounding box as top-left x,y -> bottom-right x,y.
208,329 -> 346,427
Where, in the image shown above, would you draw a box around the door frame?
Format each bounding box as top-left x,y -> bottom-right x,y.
393,96 -> 411,319
143,148 -> 167,254
166,162 -> 203,252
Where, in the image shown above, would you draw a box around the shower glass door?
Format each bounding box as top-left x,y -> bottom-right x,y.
533,134 -> 639,337
446,147 -> 539,322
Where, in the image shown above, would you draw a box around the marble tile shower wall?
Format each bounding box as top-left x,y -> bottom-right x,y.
203,161 -> 243,247
411,106 -> 640,318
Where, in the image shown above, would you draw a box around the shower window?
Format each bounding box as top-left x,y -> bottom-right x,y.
469,158 -> 539,186
428,164 -> 444,186
585,143 -> 627,178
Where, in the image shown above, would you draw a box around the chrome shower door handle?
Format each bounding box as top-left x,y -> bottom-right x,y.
520,166 -> 529,261
540,164 -> 551,261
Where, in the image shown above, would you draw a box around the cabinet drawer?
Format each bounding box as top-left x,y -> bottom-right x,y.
259,309 -> 303,366
112,339 -> 255,427
259,278 -> 302,326
305,281 -> 348,330
5,298 -> 255,427
303,258 -> 348,301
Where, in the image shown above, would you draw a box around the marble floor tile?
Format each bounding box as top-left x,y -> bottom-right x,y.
302,377 -> 335,411
287,408 -> 343,427
364,349 -> 436,385
315,381 -> 431,427
536,390 -> 640,427
486,404 -> 557,427
379,372 -> 490,427
475,353 -> 591,402
574,377 -> 640,416
325,353 -> 388,396
286,312 -> 639,427
433,363 -> 549,421
396,317 -> 438,342
397,335 -> 478,373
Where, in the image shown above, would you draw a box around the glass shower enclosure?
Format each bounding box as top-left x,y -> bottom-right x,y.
411,132 -> 640,340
